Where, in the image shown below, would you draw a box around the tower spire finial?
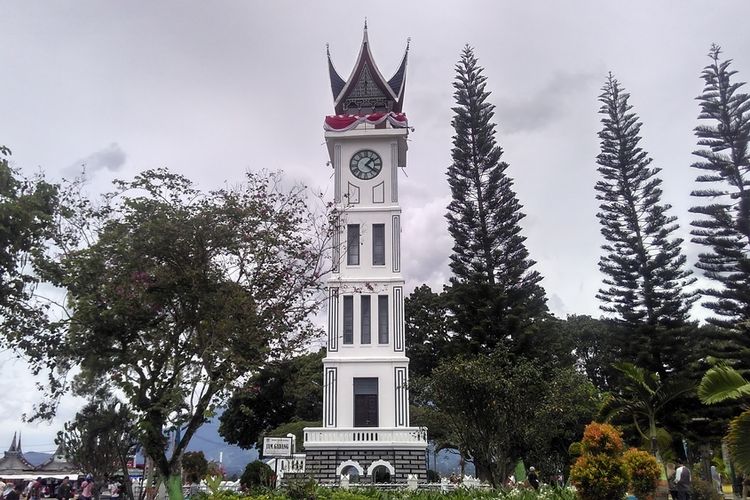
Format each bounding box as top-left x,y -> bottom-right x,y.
362,18 -> 369,43
9,431 -> 17,452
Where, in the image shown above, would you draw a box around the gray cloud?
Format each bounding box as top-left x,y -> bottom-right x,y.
64,142 -> 126,177
497,70 -> 600,134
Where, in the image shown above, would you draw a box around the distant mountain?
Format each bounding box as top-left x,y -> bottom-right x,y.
184,414 -> 258,477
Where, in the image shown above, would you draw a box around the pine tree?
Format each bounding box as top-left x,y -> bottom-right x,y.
445,45 -> 546,352
690,44 -> 750,370
595,74 -> 697,375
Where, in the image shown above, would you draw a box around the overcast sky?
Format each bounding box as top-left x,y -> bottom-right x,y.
2,0 -> 750,453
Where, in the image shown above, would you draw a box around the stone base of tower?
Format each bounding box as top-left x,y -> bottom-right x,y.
304,448 -> 427,485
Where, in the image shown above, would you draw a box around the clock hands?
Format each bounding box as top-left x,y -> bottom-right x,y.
359,158 -> 374,172
350,151 -> 381,179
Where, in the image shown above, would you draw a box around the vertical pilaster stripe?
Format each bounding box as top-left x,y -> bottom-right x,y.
393,286 -> 404,352
394,366 -> 407,427
324,367 -> 337,427
392,215 -> 401,273
328,288 -> 339,352
391,142 -> 398,202
334,144 -> 342,203
332,216 -> 340,273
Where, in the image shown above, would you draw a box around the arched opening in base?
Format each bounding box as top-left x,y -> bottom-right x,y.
341,465 -> 361,484
371,465 -> 392,484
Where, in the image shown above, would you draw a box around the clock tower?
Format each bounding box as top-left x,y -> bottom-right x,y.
303,25 -> 427,484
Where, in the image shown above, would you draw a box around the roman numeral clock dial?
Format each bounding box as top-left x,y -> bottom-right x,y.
349,149 -> 383,180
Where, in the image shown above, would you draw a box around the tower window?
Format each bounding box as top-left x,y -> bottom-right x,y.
378,295 -> 389,344
361,295 -> 371,344
372,224 -> 385,265
343,295 -> 353,344
347,224 -> 360,266
353,377 -> 378,427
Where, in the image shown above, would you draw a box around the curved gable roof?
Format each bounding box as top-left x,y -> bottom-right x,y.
327,25 -> 409,114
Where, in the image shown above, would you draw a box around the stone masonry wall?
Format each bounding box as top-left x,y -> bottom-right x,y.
304,448 -> 427,484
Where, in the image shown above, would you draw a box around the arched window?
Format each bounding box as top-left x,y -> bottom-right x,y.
341,465 -> 361,484
372,465 -> 392,484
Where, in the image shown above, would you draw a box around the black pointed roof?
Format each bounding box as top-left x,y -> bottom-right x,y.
37,441 -> 79,473
0,432 -> 35,474
327,25 -> 409,114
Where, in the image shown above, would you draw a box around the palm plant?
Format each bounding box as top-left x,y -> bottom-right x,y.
698,365 -> 750,474
600,363 -> 694,454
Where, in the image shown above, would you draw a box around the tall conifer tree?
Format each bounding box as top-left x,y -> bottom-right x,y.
595,74 -> 696,375
446,46 -> 546,352
690,45 -> 750,370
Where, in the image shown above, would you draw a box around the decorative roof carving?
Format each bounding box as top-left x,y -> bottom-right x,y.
327,24 -> 409,114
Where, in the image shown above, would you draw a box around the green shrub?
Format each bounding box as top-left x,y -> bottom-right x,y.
622,448 -> 660,499
690,477 -> 722,500
579,421 -> 625,455
206,485 -> 581,500
241,461 -> 275,489
283,477 -> 318,500
570,422 -> 630,500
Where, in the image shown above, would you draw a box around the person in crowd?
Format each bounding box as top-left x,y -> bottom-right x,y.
527,466 -> 540,490
56,477 -> 72,500
710,465 -> 721,493
108,480 -> 120,500
79,476 -> 93,500
27,477 -> 42,500
675,460 -> 692,500
6,483 -> 21,500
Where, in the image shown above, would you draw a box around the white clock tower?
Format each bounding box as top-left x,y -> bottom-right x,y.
303,25 -> 427,484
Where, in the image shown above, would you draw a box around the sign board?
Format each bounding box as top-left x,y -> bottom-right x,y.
262,437 -> 292,457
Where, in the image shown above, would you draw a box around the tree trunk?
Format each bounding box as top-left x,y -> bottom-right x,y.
164,475 -> 183,500
118,450 -> 135,500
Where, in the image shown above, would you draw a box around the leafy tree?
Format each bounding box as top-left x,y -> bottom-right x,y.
61,397 -> 138,500
600,363 -> 693,455
423,353 -> 535,486
219,350 -> 324,449
28,169 -> 330,500
181,452 -> 208,483
423,351 -> 596,486
0,145 -> 59,348
563,315 -> 622,391
690,44 -> 750,370
445,45 -> 546,353
595,74 -> 696,375
698,365 -> 750,474
523,365 -> 600,477
404,285 -> 450,378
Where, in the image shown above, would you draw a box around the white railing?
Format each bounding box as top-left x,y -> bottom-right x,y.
304,427 -> 427,449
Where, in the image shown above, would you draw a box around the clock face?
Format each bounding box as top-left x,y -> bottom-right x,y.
349,150 -> 383,180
